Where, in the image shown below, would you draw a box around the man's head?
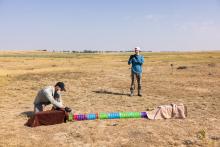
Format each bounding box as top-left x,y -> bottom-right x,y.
55,82 -> 66,92
134,47 -> 141,54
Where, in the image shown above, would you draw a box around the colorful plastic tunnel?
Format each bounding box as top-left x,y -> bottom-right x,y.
68,112 -> 148,121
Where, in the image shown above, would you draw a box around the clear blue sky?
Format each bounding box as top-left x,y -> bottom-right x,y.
0,0 -> 220,51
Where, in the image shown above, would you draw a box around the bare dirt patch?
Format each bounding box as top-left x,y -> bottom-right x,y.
0,51 -> 219,146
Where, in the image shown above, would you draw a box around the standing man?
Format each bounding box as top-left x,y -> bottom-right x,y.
128,47 -> 144,96
33,82 -> 66,113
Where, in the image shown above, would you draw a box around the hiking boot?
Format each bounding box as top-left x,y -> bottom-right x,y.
138,90 -> 142,97
130,91 -> 134,97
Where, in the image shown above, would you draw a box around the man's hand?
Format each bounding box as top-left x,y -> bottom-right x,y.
65,107 -> 72,112
51,106 -> 65,111
129,55 -> 135,61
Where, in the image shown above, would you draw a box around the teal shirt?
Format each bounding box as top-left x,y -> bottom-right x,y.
128,54 -> 144,74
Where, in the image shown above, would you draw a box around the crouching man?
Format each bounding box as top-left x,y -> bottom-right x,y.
33,82 -> 66,113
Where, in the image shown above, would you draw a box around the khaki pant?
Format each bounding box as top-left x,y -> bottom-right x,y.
130,72 -> 142,94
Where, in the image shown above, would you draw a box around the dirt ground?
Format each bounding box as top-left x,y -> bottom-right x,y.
0,51 -> 219,147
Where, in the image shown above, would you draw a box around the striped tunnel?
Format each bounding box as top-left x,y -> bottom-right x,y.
68,112 -> 148,121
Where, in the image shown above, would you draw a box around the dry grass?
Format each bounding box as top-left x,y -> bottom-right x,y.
0,51 -> 220,147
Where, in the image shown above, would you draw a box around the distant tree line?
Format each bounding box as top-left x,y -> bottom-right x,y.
41,49 -> 153,53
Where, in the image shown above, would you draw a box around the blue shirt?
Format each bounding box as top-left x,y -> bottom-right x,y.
128,54 -> 144,74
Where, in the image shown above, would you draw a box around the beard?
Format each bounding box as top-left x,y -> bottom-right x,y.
54,91 -> 60,100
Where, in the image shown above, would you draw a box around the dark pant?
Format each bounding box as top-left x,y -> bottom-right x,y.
130,72 -> 142,94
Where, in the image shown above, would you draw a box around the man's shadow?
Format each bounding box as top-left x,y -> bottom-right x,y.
20,111 -> 34,118
93,89 -> 129,96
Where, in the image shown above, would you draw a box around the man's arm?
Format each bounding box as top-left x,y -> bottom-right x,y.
54,96 -> 63,108
140,56 -> 144,65
43,88 -> 63,108
128,55 -> 134,65
136,56 -> 144,65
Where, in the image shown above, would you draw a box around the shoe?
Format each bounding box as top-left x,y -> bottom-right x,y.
130,89 -> 134,97
138,90 -> 142,97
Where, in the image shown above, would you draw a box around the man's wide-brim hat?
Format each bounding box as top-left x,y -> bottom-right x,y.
134,47 -> 141,51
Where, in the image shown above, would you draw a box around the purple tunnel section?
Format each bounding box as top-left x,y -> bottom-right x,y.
141,112 -> 148,118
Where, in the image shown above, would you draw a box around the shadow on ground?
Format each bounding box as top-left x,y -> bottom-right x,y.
20,111 -> 34,118
93,89 -> 129,96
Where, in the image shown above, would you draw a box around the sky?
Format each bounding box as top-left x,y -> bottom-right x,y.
0,0 -> 220,51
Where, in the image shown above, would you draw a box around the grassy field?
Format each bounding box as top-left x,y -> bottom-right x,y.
0,51 -> 219,146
